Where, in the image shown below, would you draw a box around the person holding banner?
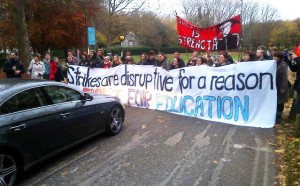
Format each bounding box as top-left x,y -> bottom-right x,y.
173,51 -> 185,67
78,52 -> 91,67
144,50 -> 158,65
171,57 -> 184,70
240,51 -> 255,62
112,54 -> 123,67
274,52 -> 289,124
97,48 -> 104,65
103,56 -> 111,69
187,57 -> 197,66
196,57 -> 208,66
156,52 -> 171,70
256,46 -> 269,61
89,50 -> 102,68
121,50 -> 132,63
124,55 -> 135,65
137,53 -> 148,65
215,53 -> 230,67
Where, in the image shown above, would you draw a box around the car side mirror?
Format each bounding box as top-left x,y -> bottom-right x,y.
84,93 -> 93,101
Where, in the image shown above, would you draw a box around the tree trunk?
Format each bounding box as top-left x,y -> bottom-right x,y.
12,0 -> 31,68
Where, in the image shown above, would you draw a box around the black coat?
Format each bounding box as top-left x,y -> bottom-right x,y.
54,64 -> 67,82
3,59 -> 25,78
144,58 -> 158,65
289,57 -> 300,92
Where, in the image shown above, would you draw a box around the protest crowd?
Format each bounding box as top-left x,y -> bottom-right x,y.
3,45 -> 300,125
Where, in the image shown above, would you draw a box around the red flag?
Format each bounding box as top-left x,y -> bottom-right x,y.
176,15 -> 241,51
293,44 -> 300,57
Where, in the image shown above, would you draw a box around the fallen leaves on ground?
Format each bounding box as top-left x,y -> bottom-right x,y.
275,96 -> 300,186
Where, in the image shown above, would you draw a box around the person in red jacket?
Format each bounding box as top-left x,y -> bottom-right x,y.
49,57 -> 57,80
49,57 -> 67,82
103,56 -> 111,69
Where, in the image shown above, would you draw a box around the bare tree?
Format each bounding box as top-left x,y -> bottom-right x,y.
182,0 -> 240,27
241,1 -> 260,25
260,3 -> 279,22
95,0 -> 146,51
240,1 -> 260,49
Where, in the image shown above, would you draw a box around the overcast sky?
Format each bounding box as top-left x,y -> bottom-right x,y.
146,0 -> 300,20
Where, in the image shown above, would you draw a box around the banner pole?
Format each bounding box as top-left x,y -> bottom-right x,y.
238,0 -> 243,61
225,37 -> 228,52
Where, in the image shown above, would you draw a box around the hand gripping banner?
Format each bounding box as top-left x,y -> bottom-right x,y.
176,15 -> 241,51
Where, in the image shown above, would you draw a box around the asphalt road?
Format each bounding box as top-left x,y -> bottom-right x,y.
18,107 -> 277,186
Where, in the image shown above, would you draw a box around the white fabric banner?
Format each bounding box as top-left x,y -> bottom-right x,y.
68,60 -> 277,128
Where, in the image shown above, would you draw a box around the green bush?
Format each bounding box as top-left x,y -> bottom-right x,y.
105,46 -> 194,56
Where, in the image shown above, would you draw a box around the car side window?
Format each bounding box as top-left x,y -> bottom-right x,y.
0,88 -> 47,114
43,86 -> 83,104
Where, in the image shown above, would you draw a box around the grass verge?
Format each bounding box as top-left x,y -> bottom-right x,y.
275,98 -> 300,186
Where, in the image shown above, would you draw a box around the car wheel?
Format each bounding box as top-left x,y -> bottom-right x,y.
0,153 -> 18,186
106,105 -> 123,136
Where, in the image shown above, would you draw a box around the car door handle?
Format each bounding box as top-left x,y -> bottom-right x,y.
60,112 -> 70,117
10,124 -> 26,131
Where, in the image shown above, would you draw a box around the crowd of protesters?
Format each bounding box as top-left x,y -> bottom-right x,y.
3,46 -> 299,124
3,47 -> 296,75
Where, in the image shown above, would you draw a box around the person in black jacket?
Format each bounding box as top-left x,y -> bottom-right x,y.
274,52 -> 289,124
144,50 -> 158,66
3,52 -> 25,78
89,50 -> 102,68
288,56 -> 300,135
288,57 -> 300,113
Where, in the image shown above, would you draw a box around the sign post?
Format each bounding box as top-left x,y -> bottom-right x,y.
119,35 -> 125,58
87,27 -> 96,53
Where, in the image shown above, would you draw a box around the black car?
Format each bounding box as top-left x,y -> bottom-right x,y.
0,79 -> 125,186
